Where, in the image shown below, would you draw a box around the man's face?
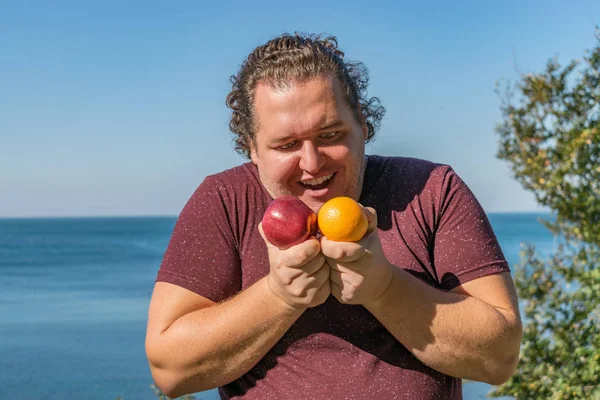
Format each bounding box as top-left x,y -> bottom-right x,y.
250,74 -> 368,213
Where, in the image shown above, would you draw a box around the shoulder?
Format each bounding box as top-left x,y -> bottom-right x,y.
199,162 -> 260,190
365,155 -> 455,189
362,155 -> 468,220
367,154 -> 450,172
188,162 -> 262,199
179,162 -> 266,216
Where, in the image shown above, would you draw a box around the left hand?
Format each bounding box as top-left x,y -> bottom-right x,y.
320,206 -> 394,306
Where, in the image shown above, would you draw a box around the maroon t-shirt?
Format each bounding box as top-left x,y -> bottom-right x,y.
157,155 -> 509,399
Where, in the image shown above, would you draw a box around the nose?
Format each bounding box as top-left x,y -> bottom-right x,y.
298,141 -> 324,173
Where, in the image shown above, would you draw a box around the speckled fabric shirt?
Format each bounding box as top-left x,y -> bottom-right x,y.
157,155 -> 510,399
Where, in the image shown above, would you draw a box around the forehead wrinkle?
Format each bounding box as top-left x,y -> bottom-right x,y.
254,75 -> 345,145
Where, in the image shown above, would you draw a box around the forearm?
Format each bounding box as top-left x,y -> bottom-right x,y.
148,277 -> 303,396
365,268 -> 521,384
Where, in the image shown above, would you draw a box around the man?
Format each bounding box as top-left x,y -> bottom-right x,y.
145,33 -> 522,399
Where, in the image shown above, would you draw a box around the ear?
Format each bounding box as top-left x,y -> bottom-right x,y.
361,120 -> 368,140
250,143 -> 258,164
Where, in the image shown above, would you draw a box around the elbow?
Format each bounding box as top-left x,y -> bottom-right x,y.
146,338 -> 215,397
146,347 -> 182,398
484,349 -> 520,385
148,359 -> 202,399
150,366 -> 215,398
484,321 -> 523,386
150,368 -> 186,399
145,339 -> 191,398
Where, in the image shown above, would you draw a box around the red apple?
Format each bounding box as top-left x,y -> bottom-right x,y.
261,196 -> 318,249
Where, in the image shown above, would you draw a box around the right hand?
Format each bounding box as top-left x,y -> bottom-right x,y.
259,222 -> 331,309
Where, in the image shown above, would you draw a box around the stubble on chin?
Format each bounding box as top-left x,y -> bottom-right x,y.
259,174 -> 293,200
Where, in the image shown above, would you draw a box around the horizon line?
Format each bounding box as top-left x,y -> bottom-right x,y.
0,210 -> 553,220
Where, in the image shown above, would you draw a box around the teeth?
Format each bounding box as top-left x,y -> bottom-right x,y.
302,173 -> 334,186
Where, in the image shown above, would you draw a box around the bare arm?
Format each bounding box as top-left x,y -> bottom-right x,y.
322,208 -> 522,385
146,232 -> 330,398
145,279 -> 302,397
364,270 -> 522,385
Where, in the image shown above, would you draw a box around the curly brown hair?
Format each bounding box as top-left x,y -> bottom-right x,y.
225,33 -> 386,158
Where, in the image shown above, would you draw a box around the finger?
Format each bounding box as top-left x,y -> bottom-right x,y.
280,237 -> 322,268
363,206 -> 378,235
330,280 -> 343,302
314,274 -> 332,304
325,259 -> 347,272
301,252 -> 327,275
275,264 -> 305,286
320,236 -> 370,262
310,260 -> 330,284
329,268 -> 343,286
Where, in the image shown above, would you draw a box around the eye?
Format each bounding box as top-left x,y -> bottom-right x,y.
320,131 -> 342,141
277,140 -> 297,150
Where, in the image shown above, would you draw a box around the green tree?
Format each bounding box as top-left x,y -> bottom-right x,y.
490,31 -> 600,399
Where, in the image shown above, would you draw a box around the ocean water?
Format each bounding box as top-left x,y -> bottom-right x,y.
0,213 -> 556,400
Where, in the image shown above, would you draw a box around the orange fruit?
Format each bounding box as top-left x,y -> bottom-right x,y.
317,197 -> 368,242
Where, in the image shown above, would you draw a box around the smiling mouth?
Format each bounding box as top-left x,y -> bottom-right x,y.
300,173 -> 335,190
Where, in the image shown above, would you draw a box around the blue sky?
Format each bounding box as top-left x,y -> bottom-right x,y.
1,0 -> 599,217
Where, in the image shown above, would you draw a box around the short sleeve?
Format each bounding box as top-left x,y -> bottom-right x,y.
156,176 -> 242,302
433,168 -> 509,290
